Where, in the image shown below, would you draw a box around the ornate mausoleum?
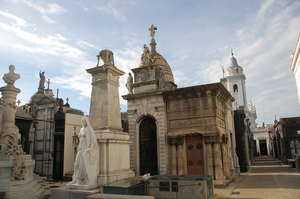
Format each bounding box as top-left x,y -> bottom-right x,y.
123,25 -> 240,186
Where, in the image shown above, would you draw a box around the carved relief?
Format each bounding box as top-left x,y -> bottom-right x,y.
204,135 -> 222,144
1,131 -> 26,180
168,136 -> 183,146
222,135 -> 228,144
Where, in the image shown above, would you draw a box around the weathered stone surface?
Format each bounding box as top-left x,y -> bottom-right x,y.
51,187 -> 100,199
87,194 -> 154,199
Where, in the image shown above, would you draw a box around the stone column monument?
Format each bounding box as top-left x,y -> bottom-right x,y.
0,65 -> 44,198
87,50 -> 134,185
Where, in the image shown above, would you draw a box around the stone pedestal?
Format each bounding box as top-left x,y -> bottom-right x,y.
86,64 -> 134,186
51,187 -> 100,199
0,83 -> 44,198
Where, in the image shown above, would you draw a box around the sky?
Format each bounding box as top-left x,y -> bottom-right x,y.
0,0 -> 299,126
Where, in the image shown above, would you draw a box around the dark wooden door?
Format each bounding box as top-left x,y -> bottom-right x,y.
139,118 -> 158,175
53,135 -> 64,180
186,135 -> 204,175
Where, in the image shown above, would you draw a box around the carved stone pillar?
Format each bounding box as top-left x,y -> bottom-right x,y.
177,137 -> 184,175
213,136 -> 224,181
168,137 -> 177,175
222,135 -> 230,179
204,136 -> 214,176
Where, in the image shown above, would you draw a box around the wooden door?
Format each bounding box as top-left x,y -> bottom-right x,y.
139,118 -> 158,175
186,135 -> 204,175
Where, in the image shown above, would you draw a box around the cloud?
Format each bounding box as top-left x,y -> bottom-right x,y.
76,40 -> 98,50
0,10 -> 29,27
23,0 -> 67,24
96,0 -> 127,22
256,0 -> 275,21
24,0 -> 67,15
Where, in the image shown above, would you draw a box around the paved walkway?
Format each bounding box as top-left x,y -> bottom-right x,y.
211,156 -> 300,199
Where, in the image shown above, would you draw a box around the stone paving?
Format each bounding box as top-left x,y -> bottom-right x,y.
211,156 -> 300,199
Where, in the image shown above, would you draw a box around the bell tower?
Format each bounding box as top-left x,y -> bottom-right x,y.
221,51 -> 247,110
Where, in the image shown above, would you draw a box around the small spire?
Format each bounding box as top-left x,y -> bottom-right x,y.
222,65 -> 225,78
231,49 -> 234,56
149,24 -> 157,53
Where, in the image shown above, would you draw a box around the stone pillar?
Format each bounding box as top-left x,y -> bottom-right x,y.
0,86 -> 21,159
86,59 -> 134,185
177,137 -> 184,175
222,135 -> 230,180
0,65 -> 44,198
168,137 -> 177,175
204,136 -> 214,176
213,135 -> 226,186
213,142 -> 223,180
87,65 -> 124,132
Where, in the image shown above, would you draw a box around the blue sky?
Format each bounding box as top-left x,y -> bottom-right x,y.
0,0 -> 299,126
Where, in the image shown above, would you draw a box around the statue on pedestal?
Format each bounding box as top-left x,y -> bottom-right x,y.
140,44 -> 150,66
126,73 -> 133,94
67,117 -> 99,189
2,65 -> 20,87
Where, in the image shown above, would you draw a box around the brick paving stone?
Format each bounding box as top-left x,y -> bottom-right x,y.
211,156 -> 300,199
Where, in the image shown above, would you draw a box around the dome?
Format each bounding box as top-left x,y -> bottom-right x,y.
28,91 -> 44,105
230,56 -> 239,67
226,54 -> 243,76
148,52 -> 175,83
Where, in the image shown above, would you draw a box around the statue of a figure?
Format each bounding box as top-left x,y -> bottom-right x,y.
2,65 -> 20,86
97,49 -> 114,66
67,117 -> 99,189
39,71 -> 45,90
158,67 -> 165,90
140,44 -> 150,66
126,73 -> 133,94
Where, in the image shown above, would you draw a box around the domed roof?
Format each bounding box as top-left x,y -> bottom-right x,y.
226,53 -> 243,76
149,52 -> 175,83
28,91 -> 44,105
230,56 -> 239,67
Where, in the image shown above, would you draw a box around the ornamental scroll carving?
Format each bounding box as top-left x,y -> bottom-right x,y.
168,137 -> 183,146
204,135 -> 222,144
1,131 -> 27,180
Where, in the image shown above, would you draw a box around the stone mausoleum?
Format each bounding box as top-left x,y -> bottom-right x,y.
122,25 -> 240,186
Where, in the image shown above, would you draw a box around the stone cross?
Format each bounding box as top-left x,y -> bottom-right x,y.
17,99 -> 21,107
149,24 -> 157,39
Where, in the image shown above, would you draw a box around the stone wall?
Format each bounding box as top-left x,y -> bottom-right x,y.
126,92 -> 167,175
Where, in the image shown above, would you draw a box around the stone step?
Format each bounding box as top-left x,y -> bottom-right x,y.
4,181 -> 43,199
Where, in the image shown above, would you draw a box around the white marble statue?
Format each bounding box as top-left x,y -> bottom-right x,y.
2,64 -> 20,86
67,117 -> 99,189
126,73 -> 133,94
140,44 -> 150,66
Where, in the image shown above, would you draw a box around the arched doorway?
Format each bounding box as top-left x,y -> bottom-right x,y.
139,117 -> 158,175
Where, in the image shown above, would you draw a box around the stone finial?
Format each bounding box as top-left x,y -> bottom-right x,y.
97,49 -> 114,66
2,65 -> 20,87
